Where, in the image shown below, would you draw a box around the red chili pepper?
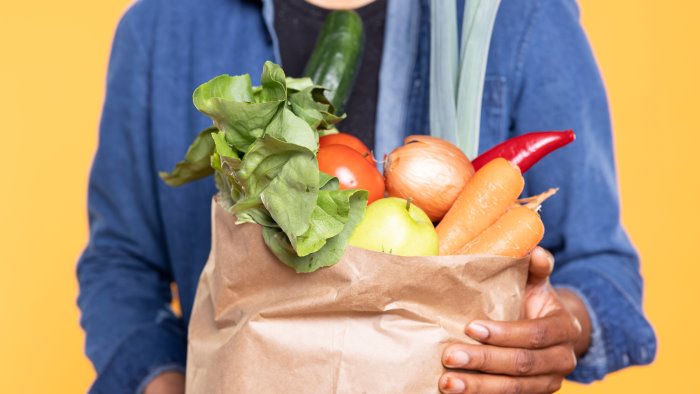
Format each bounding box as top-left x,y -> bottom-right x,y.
472,130 -> 576,173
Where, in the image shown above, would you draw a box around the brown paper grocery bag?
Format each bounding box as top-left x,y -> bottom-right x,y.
187,200 -> 529,393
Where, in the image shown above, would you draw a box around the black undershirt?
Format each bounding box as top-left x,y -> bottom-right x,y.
273,0 -> 387,149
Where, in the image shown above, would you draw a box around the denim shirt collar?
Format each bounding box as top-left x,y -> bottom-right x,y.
259,0 -> 421,165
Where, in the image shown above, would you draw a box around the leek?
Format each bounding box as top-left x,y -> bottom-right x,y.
429,0 -> 459,142
430,0 -> 502,159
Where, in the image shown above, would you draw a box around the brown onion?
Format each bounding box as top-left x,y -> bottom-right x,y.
384,135 -> 475,222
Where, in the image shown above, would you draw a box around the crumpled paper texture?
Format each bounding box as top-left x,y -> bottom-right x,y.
187,200 -> 529,393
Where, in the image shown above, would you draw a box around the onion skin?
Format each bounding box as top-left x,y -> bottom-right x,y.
384,135 -> 475,222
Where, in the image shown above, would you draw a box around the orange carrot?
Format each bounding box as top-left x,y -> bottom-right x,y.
457,188 -> 557,258
436,158 -> 524,255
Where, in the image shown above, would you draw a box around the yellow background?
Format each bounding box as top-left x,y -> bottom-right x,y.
1,0 -> 697,392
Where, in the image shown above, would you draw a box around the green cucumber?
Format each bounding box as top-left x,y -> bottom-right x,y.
303,10 -> 365,115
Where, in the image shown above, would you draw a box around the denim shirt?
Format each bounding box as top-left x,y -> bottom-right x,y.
77,0 -> 656,392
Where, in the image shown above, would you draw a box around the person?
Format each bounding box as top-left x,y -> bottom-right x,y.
77,0 -> 656,392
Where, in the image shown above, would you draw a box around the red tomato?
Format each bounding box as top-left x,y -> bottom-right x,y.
317,145 -> 385,204
320,133 -> 375,164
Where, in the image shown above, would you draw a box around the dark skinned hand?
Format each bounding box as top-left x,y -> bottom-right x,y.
439,247 -> 592,394
143,371 -> 185,394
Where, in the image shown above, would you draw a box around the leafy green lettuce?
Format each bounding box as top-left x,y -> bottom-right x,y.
158,127 -> 217,186
160,61 -> 366,272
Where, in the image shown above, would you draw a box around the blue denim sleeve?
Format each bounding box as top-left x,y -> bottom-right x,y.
509,0 -> 656,382
77,3 -> 187,393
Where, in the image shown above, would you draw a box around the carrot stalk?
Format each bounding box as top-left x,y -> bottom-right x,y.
436,158 -> 524,255
457,188 -> 557,258
523,187 -> 558,210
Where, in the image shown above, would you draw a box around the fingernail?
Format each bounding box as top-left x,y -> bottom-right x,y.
546,250 -> 555,265
467,322 -> 490,340
534,247 -> 552,262
440,375 -> 465,393
445,350 -> 470,367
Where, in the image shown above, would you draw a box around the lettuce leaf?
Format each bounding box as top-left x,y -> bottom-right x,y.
192,67 -> 285,152
264,107 -> 319,152
289,86 -> 345,130
262,189 -> 367,273
161,61 -> 366,272
159,127 -> 217,186
285,76 -> 315,92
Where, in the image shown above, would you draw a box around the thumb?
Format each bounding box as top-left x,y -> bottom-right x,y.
528,246 -> 554,286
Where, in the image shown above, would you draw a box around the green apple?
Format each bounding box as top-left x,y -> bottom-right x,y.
349,197 -> 439,256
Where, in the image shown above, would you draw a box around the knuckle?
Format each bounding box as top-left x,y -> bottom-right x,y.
553,347 -> 577,374
547,377 -> 564,393
565,350 -> 578,374
502,379 -> 524,394
529,325 -> 548,348
569,316 -> 583,339
514,350 -> 536,375
475,348 -> 491,370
